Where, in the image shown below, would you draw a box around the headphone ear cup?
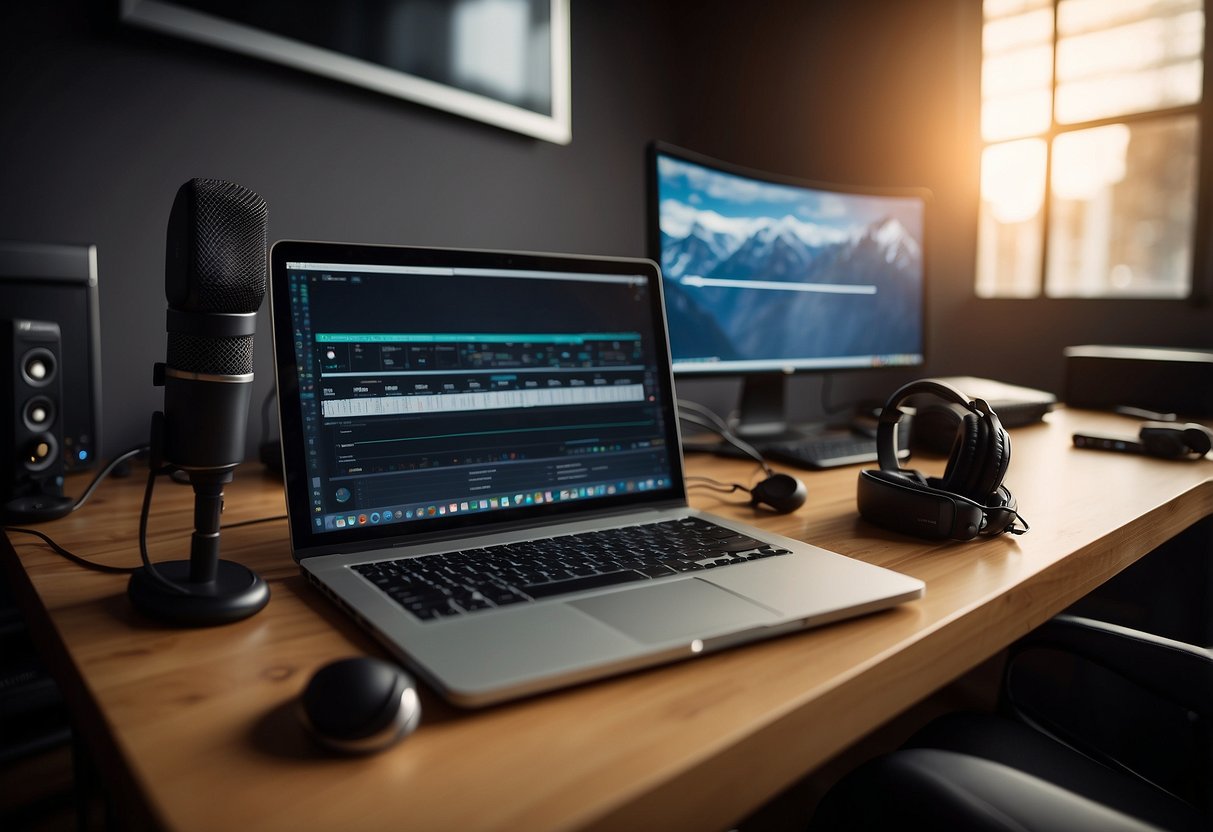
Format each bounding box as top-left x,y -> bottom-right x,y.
942,412 -> 982,496
1140,426 -> 1188,458
970,420 -> 1010,500
1182,425 -> 1213,456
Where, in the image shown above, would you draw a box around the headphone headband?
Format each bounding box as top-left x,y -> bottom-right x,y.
876,379 -> 990,472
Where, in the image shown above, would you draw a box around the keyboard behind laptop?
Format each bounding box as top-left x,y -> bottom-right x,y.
757,425 -> 916,469
760,433 -> 883,469
353,517 -> 792,621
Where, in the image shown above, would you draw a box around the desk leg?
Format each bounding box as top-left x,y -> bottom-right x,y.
70,726 -> 110,832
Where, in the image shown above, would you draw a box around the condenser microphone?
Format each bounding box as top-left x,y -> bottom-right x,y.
128,178 -> 271,626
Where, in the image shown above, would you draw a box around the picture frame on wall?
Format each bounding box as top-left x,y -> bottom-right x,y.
120,0 -> 572,144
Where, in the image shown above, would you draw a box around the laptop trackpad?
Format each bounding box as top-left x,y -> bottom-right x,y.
569,578 -> 778,644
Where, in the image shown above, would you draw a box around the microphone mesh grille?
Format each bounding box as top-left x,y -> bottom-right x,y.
167,332 -> 255,376
189,179 -> 269,313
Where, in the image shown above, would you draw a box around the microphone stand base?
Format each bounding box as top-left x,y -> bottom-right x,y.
128,560 -> 269,626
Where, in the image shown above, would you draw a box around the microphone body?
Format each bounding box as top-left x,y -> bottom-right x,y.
160,178 -> 268,472
129,178 -> 271,626
160,309 -> 256,472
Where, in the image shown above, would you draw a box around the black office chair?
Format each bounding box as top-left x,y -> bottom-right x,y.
808,614 -> 1213,831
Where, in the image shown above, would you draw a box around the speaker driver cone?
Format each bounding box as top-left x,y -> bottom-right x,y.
21,347 -> 57,387
23,433 -> 59,472
23,396 -> 55,431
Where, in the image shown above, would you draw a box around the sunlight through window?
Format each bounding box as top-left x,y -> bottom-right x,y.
977,0 -> 1203,298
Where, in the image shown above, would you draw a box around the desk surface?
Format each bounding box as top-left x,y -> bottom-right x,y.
4,408 -> 1212,831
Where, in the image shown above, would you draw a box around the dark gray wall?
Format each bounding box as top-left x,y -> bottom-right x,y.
3,1 -> 1210,460
1,1 -> 679,458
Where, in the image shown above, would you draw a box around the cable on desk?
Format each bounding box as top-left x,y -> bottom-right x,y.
2,444 -> 149,526
677,399 -> 772,475
137,465 -> 193,595
677,400 -> 809,514
684,475 -> 751,497
65,445 -> 149,514
677,400 -> 774,499
3,445 -> 151,574
5,444 -> 287,579
5,526 -> 141,575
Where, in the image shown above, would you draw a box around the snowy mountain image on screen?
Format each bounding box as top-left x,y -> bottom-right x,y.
660,205 -> 923,364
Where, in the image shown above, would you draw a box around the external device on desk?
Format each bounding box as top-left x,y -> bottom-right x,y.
300,657 -> 421,754
126,178 -> 271,627
1,242 -> 103,522
269,241 -> 925,707
858,379 -> 1027,541
648,142 -> 928,468
1064,345 -> 1213,418
1074,422 -> 1213,460
0,241 -> 102,474
909,376 -> 1056,454
1,319 -> 74,522
675,401 -> 806,513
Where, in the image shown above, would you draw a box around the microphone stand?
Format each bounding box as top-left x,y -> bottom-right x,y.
127,412 -> 269,626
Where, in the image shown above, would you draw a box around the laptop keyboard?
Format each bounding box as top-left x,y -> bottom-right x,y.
352,517 -> 792,621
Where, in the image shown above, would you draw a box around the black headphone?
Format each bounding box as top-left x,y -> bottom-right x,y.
1139,422 -> 1213,459
857,379 -> 1027,540
1073,421 -> 1213,459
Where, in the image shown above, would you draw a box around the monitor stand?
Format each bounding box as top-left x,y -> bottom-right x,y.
712,374 -> 901,469
730,373 -> 849,443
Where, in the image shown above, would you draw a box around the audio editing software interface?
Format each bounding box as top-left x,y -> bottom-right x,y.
284,262 -> 676,533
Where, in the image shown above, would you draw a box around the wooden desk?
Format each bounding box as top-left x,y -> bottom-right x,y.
3,409 -> 1211,831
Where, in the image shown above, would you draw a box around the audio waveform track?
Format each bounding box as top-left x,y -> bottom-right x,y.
321,384 -> 645,418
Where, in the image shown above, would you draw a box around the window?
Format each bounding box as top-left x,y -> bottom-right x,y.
977,0 -> 1205,298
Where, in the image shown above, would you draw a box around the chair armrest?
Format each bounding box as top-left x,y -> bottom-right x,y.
1009,614 -> 1213,717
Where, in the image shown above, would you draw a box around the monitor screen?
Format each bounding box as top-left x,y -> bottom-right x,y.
650,144 -> 927,377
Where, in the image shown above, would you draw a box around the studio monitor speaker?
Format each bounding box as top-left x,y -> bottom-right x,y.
0,241 -> 102,471
1,319 -> 66,507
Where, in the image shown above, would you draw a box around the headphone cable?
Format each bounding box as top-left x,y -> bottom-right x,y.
677,399 -> 773,476
677,400 -> 780,505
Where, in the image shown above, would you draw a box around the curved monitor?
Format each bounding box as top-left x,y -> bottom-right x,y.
648,143 -> 928,436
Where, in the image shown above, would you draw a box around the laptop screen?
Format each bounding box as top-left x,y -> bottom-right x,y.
270,242 -> 686,557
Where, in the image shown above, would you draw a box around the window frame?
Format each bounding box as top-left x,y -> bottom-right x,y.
978,0 -> 1212,304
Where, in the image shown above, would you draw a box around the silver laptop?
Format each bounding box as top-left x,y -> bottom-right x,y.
269,241 -> 924,707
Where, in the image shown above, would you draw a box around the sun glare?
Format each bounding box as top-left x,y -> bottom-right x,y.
982,139 -> 1046,224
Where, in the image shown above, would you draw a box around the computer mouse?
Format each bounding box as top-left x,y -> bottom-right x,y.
300,657 -> 421,754
749,473 -> 808,514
